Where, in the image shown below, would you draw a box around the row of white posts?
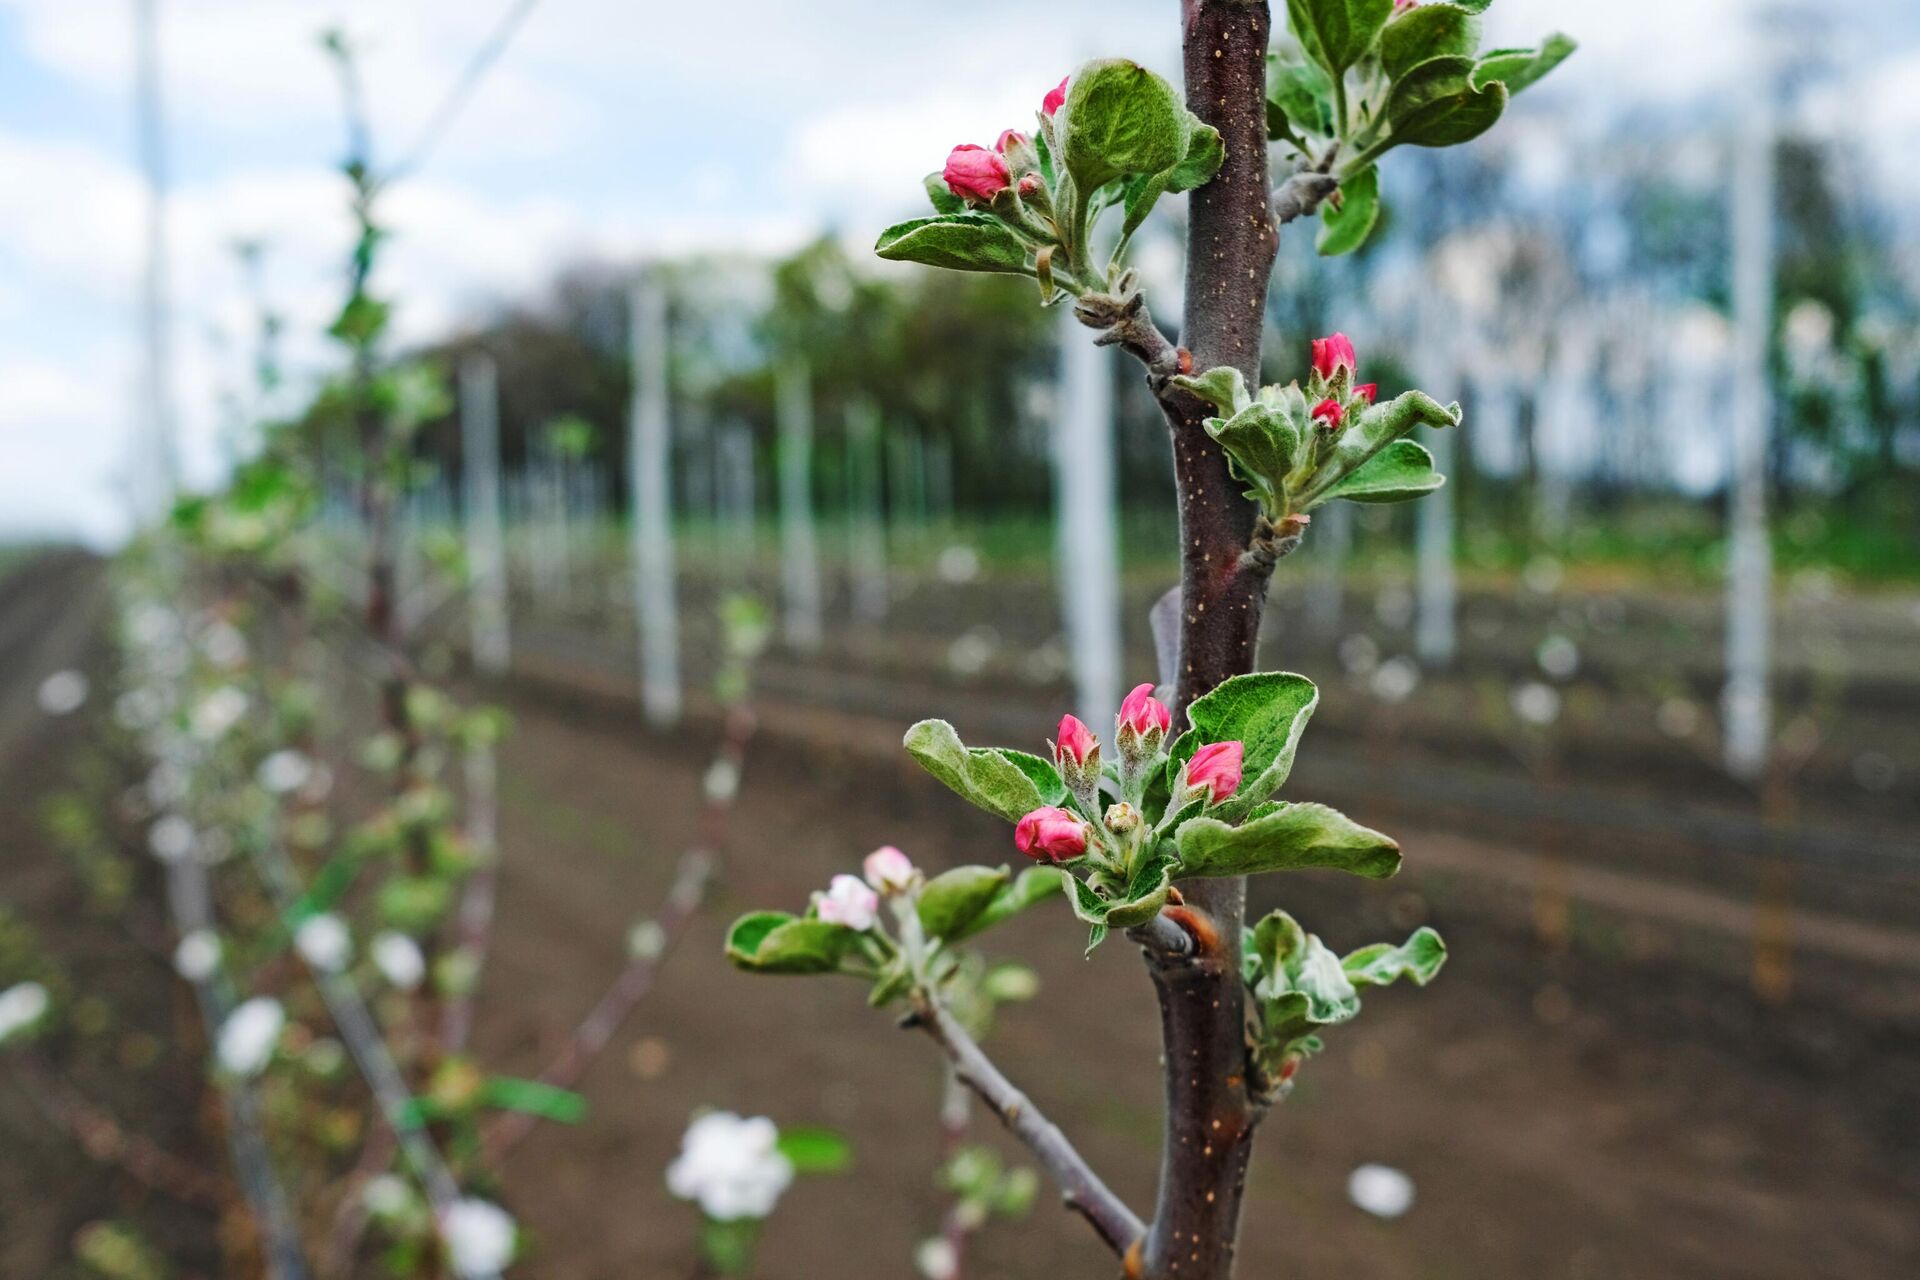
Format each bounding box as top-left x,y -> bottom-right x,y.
455,225 -> 1775,777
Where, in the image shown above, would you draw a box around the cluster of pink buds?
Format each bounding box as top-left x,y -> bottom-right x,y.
1306,332 -> 1378,433
1014,684 -> 1245,866
941,78 -> 1062,213
815,845 -> 921,929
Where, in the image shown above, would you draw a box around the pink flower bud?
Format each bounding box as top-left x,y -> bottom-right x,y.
817,874 -> 879,931
1018,173 -> 1043,197
1015,807 -> 1088,862
944,144 -> 1010,204
996,129 -> 1029,155
1185,741 -> 1244,805
1042,76 -> 1069,118
1394,0 -> 1420,12
1311,332 -> 1358,381
1311,398 -> 1345,428
862,845 -> 915,894
1053,714 -> 1098,767
1354,383 -> 1378,405
1117,683 -> 1171,738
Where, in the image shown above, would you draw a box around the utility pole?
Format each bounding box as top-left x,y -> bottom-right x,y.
133,0 -> 180,514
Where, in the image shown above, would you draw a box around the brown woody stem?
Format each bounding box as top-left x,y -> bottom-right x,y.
907,991 -> 1145,1259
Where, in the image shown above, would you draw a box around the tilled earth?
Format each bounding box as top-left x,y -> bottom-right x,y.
3,553 -> 1918,1278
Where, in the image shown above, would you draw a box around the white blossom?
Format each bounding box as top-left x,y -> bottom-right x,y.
702,758 -> 740,803
295,914 -> 353,973
1370,656 -> 1421,704
1347,1163 -> 1415,1218
256,749 -> 313,795
816,874 -> 878,931
0,981 -> 51,1043
371,932 -> 426,990
173,929 -> 222,982
148,814 -> 196,862
666,1112 -> 795,1221
1536,634 -> 1581,680
915,1237 -> 959,1280
190,686 -> 250,741
216,997 -> 285,1076
442,1198 -> 517,1274
200,621 -> 249,669
1511,681 -> 1562,727
36,670 -> 89,716
362,1172 -> 414,1219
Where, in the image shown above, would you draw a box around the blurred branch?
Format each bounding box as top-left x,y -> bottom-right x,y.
904,989 -> 1145,1260
7,1054 -> 228,1210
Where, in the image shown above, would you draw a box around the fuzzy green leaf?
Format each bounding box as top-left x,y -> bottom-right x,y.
1288,0 -> 1396,78
1164,119 -> 1225,192
1206,405 -> 1299,513
903,720 -> 1048,823
1317,164 -> 1381,257
1342,926 -> 1448,987
1470,33 -> 1578,95
1059,59 -> 1189,192
1385,56 -> 1508,149
1175,802 -> 1400,879
1380,3 -> 1484,82
917,865 -> 1012,940
725,912 -> 863,975
875,214 -> 1032,275
1322,439 -> 1446,504
948,866 -> 1066,942
1171,366 -> 1251,417
1267,51 -> 1337,140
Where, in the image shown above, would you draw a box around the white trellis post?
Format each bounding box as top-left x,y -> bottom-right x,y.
628,278 -> 681,726
777,357 -> 823,650
1053,311 -> 1122,724
1724,31 -> 1776,783
1307,500 -> 1351,638
460,354 -> 510,676
719,422 -> 757,576
1415,306 -> 1458,666
846,398 -> 889,624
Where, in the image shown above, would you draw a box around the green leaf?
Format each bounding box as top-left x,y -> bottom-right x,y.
1164,120 -> 1225,192
725,912 -> 863,975
1321,439 -> 1445,504
998,750 -> 1068,806
1287,0 -> 1395,78
949,866 -> 1067,942
1172,671 -> 1321,817
1206,405 -> 1299,513
874,214 -> 1032,275
1317,164 -> 1380,257
1267,51 -> 1337,140
776,1126 -> 853,1174
1342,926 -> 1448,988
698,1216 -> 762,1274
1453,0 -> 1493,11
1175,801 -> 1400,879
903,720 -> 1048,823
917,865 -> 1012,940
923,172 -> 965,215
481,1076 -> 587,1124
1471,33 -> 1577,95
1171,366 -> 1251,417
1385,56 -> 1508,149
1380,3 -> 1483,82
1059,58 -> 1189,191
1105,844 -> 1178,930
1250,912 -> 1360,1024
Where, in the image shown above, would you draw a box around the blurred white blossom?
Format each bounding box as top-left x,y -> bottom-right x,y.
295,914 -> 353,973
0,981 -> 51,1043
36,670 -> 89,716
216,997 -> 285,1077
372,931 -> 426,990
1512,681 -> 1562,727
442,1198 -> 517,1274
666,1112 -> 795,1221
148,814 -> 196,862
1347,1162 -> 1415,1218
173,929 -> 222,982
190,686 -> 250,741
256,749 -> 314,795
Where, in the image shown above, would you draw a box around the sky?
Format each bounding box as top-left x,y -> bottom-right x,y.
1,0 -> 1916,546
